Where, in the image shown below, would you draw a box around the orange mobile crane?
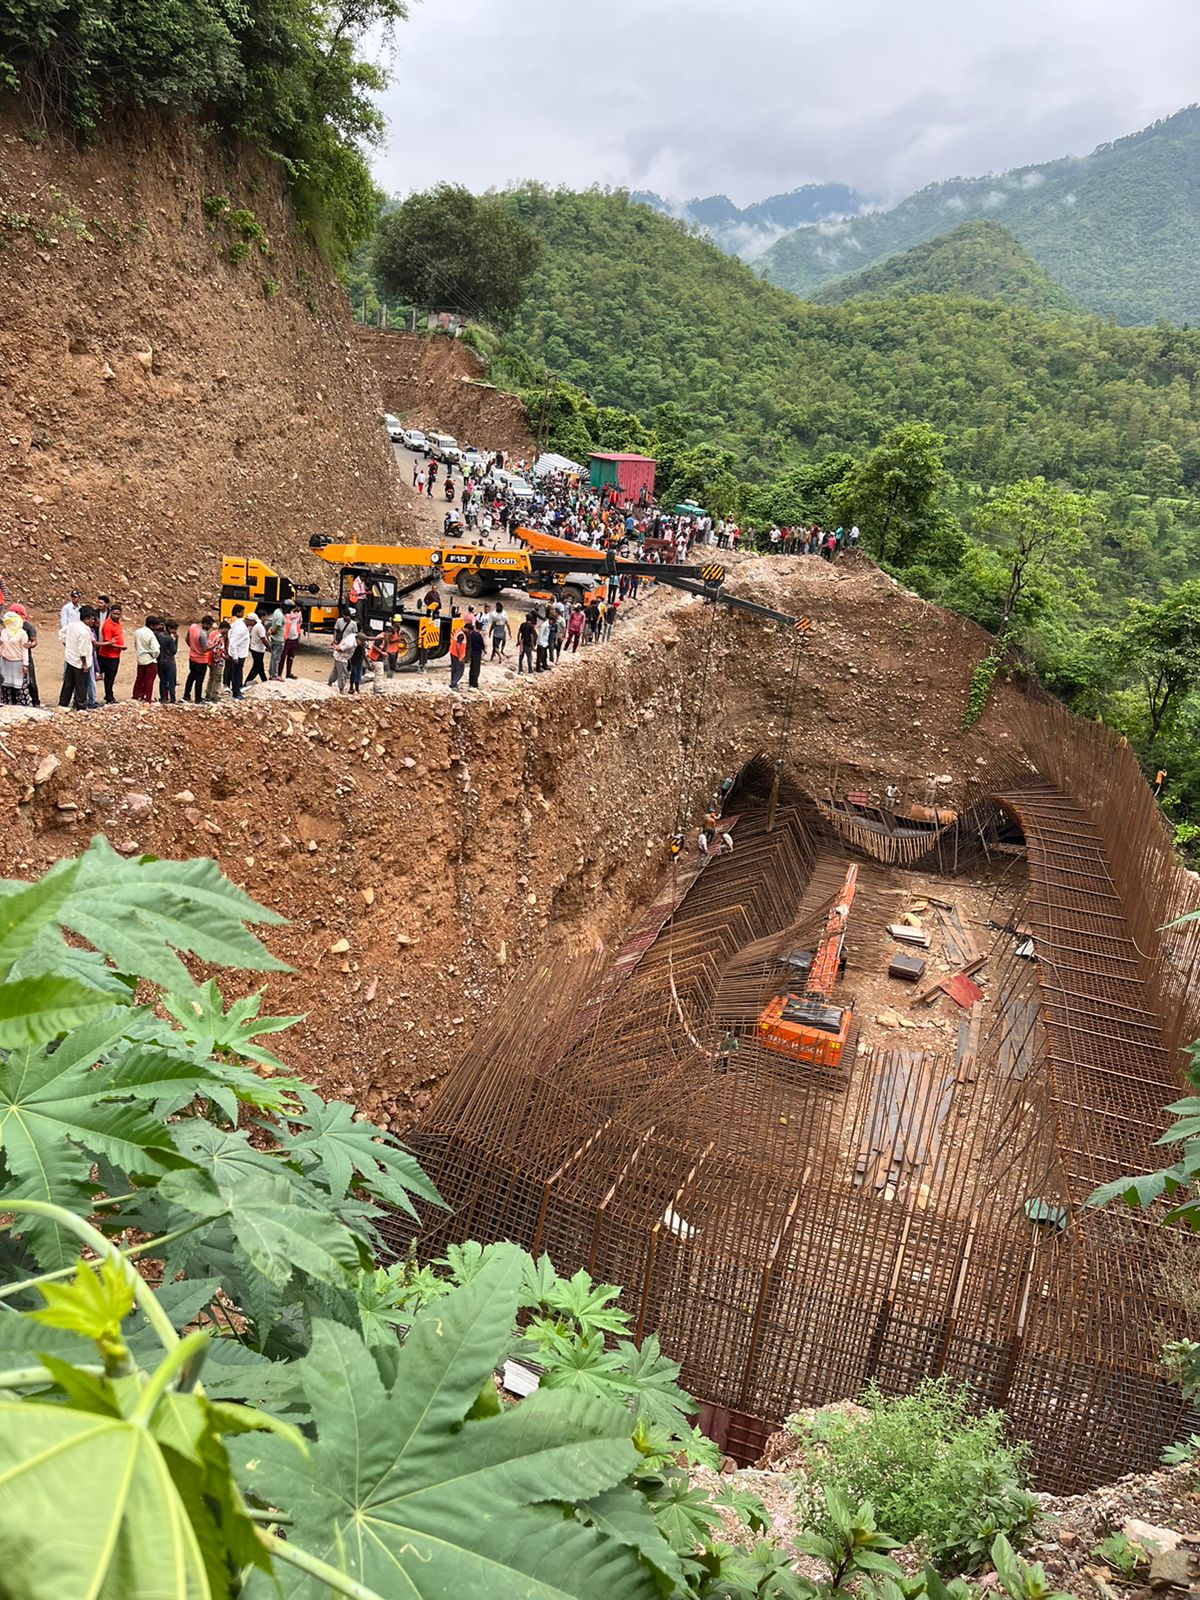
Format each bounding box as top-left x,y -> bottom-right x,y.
757,864 -> 858,1074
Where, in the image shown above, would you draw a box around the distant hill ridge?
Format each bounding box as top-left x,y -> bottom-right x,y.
759,104 -> 1200,325
811,220 -> 1081,315
631,183 -> 870,259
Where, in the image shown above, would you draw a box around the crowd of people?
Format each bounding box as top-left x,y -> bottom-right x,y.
418,449 -> 863,567
51,591 -> 309,712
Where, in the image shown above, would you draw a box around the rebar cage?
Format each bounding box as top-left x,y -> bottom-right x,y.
391,711 -> 1200,1492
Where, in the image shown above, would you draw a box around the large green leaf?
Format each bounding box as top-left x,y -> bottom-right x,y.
162,1167 -> 362,1291
0,1017 -> 209,1268
273,1088 -> 443,1216
0,836 -> 288,990
0,974 -> 119,1048
0,1401 -> 213,1600
238,1248 -> 663,1600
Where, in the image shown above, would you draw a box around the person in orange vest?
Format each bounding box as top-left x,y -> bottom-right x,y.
448,621 -> 466,691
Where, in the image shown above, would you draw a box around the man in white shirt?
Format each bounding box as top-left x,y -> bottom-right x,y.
59,605 -> 96,711
226,605 -> 250,701
60,589 -> 81,633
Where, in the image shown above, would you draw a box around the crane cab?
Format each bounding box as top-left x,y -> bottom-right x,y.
757,992 -> 855,1070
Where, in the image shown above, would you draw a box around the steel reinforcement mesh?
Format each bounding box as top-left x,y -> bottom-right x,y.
392,743 -> 1200,1493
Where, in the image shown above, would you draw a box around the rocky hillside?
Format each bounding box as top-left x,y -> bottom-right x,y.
0,105 -> 414,618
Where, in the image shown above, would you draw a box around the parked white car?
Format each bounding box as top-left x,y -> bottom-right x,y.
494,468 -> 534,499
460,446 -> 487,474
426,432 -> 462,466
400,427 -> 427,452
383,413 -> 404,442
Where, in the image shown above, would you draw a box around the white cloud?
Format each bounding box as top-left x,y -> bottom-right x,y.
1019,170 -> 1047,187
944,195 -> 967,211
368,0 -> 1200,204
980,189 -> 1009,209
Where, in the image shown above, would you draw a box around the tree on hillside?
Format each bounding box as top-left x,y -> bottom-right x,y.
1113,581 -> 1200,740
973,477 -> 1093,631
372,186 -> 543,322
831,423 -> 963,570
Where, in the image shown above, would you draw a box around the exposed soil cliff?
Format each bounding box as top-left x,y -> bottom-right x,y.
0,104 -> 414,618
354,327 -> 535,459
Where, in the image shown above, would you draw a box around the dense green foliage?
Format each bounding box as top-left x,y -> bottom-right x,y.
791,1382 -> 1038,1574
810,223 -> 1080,317
761,106 -> 1200,324
0,0 -> 407,259
372,183 -> 544,321
501,186 -> 1200,508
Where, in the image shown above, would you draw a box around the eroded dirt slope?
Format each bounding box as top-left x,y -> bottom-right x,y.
0,105 -> 413,617
0,558 -> 1017,1127
355,328 -> 535,458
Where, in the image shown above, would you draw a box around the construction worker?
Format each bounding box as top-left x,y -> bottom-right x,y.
423,585 -> 441,616
448,622 -> 467,691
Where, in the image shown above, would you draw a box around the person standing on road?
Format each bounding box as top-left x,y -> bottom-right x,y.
366,631 -> 387,694
466,620 -> 485,688
489,602 -> 510,660
566,605 -> 585,653
206,621 -> 227,701
516,615 -> 536,674
184,615 -> 212,702
60,589 -> 81,634
226,605 -> 250,700
131,614 -> 160,702
98,603 -> 125,703
60,605 -> 96,711
535,612 -> 551,672
448,622 -> 467,690
280,602 -> 302,679
266,603 -> 285,679
331,623 -> 354,694
0,611 -> 29,706
156,618 -> 178,703
8,605 -> 39,705
603,597 -> 619,641
246,612 -> 268,683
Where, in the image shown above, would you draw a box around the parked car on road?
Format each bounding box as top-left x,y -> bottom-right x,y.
460,446 -> 486,474
383,413 -> 404,442
425,432 -> 462,466
400,427 -> 428,452
494,468 -> 534,499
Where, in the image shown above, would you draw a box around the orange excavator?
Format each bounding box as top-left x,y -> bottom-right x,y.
757,864 -> 858,1073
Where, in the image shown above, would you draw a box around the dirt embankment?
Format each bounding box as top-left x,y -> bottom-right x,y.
0,557 -> 1016,1127
0,104 -> 415,619
355,328 -> 535,459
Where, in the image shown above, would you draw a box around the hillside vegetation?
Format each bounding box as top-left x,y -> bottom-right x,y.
810,221 -> 1081,315
504,186 -> 1200,508
761,105 -> 1200,325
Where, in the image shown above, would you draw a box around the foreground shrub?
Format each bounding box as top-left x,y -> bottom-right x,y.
790,1379 -> 1038,1572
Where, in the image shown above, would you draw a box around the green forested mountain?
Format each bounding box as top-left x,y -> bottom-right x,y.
760,106 -> 1200,325
810,221 -> 1080,315
504,186 -> 1200,501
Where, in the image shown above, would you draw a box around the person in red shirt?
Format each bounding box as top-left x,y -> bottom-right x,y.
98,603 -> 125,703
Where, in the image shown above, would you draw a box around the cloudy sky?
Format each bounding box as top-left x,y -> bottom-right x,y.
368,0 -> 1200,207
